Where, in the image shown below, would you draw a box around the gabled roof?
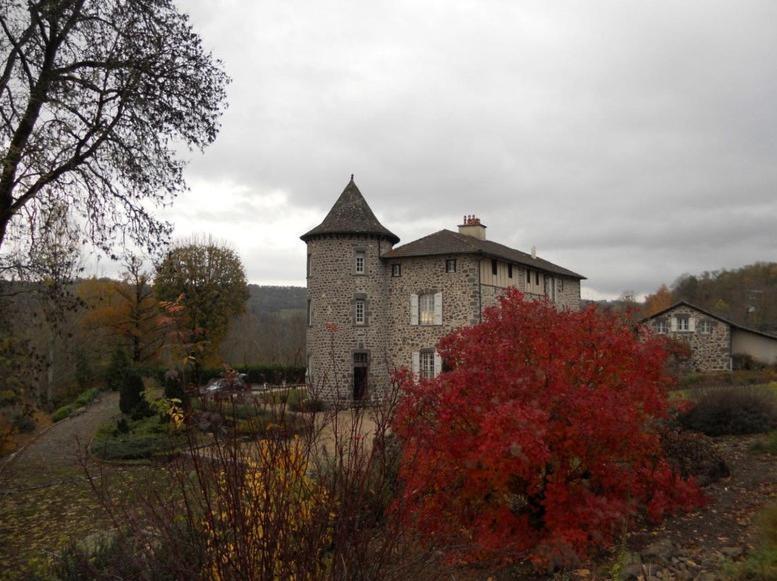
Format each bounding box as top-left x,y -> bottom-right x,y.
640,300 -> 777,340
383,229 -> 585,279
300,177 -> 399,244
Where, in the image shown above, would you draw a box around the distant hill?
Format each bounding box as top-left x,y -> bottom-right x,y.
246,285 -> 306,315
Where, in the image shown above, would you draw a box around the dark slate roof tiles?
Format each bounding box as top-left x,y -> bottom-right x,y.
384,229 -> 585,279
300,178 -> 400,244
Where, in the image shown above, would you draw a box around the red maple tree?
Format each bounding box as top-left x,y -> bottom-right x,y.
392,289 -> 704,567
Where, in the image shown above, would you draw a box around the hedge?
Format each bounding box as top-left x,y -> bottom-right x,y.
201,365 -> 305,385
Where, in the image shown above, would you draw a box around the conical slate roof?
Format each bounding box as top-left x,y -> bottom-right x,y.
300,177 -> 400,244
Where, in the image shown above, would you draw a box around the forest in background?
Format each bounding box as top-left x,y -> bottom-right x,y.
0,280 -> 305,410
597,262 -> 777,334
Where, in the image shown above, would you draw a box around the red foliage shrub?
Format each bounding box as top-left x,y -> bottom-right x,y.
392,289 -> 704,568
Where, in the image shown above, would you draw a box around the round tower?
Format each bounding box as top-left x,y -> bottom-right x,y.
300,177 -> 399,403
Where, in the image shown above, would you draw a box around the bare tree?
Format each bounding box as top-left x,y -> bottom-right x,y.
0,0 -> 229,257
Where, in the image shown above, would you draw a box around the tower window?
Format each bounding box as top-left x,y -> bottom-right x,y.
355,299 -> 366,325
508,264 -> 513,278
526,269 -> 531,284
306,254 -> 312,278
355,251 -> 365,274
491,259 -> 498,276
392,263 -> 401,277
535,271 -> 540,286
307,299 -> 313,326
445,259 -> 457,273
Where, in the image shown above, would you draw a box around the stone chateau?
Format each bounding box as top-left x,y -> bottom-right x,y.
301,177 -> 585,401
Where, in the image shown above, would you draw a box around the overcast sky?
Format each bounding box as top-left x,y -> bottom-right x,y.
146,0 -> 777,299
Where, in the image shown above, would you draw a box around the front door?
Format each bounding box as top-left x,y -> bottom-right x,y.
353,352 -> 369,401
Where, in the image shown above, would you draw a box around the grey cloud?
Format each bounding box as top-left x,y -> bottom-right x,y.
172,0 -> 777,297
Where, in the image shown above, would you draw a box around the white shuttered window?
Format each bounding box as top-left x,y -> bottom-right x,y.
419,293 -> 435,325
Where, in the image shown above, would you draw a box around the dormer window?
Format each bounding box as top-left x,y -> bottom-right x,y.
354,251 -> 365,274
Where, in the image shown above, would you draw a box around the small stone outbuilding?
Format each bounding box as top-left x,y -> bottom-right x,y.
641,301 -> 777,372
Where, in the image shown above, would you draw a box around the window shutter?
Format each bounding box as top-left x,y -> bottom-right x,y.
411,351 -> 420,375
689,317 -> 696,332
410,294 -> 419,325
434,351 -> 442,377
670,316 -> 678,332
434,292 -> 443,325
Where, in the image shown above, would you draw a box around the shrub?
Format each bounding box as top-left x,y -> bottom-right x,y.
393,289 -> 704,568
105,348 -> 129,391
91,416 -> 183,460
286,389 -> 326,413
162,369 -> 188,405
52,404 -> 74,422
74,349 -> 95,390
119,370 -> 150,417
679,387 -> 777,436
660,429 -> 729,486
0,389 -> 18,407
12,412 -> 36,433
75,387 -> 99,407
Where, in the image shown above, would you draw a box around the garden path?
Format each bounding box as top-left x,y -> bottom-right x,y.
0,392 -> 159,578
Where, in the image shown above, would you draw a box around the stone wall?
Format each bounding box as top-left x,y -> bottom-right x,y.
385,254 -> 481,374
648,305 -> 731,372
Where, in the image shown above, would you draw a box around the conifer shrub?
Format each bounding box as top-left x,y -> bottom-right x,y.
105,348 -> 130,391
119,370 -> 150,417
393,289 -> 705,568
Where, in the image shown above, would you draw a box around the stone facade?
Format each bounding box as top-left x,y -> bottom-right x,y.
646,304 -> 732,372
303,180 -> 584,402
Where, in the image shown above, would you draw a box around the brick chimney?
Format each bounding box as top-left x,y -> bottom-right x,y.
457,214 -> 487,240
